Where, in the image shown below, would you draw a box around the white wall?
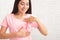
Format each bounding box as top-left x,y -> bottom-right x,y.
0,0 -> 60,40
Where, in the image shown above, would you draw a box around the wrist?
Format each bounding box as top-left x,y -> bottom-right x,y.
16,32 -> 23,37
12,32 -> 18,37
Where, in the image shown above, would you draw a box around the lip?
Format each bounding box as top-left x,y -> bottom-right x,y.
22,9 -> 27,12
22,8 -> 26,10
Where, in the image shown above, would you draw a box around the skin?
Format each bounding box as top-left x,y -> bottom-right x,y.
24,16 -> 48,36
0,0 -> 48,39
0,0 -> 30,39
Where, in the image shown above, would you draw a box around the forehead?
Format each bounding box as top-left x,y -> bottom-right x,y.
20,0 -> 29,3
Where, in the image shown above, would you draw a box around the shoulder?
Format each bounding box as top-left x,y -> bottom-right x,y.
30,15 -> 39,20
25,14 -> 32,18
7,13 -> 13,17
26,14 -> 39,20
26,14 -> 37,17
26,14 -> 32,16
4,13 -> 13,19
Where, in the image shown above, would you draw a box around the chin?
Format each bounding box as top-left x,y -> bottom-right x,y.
20,10 -> 27,13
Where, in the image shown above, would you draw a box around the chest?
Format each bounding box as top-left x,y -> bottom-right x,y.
8,19 -> 32,32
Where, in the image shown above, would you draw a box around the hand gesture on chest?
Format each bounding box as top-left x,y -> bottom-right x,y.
24,16 -> 36,23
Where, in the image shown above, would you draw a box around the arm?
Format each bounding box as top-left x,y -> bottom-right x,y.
0,16 -> 17,38
0,26 -> 30,39
24,16 -> 48,36
0,32 -> 17,39
25,16 -> 48,36
0,26 -> 17,39
35,18 -> 48,36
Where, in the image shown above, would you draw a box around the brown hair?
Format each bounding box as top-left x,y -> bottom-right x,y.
12,0 -> 32,14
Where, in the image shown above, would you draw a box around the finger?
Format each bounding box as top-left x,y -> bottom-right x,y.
26,32 -> 30,36
18,27 -> 24,31
24,18 -> 28,22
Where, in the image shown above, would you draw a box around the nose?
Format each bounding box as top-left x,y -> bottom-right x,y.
23,4 -> 26,9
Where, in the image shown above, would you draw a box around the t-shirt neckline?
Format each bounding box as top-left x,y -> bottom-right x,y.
12,14 -> 30,21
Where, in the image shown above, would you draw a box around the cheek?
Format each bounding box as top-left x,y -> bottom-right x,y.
19,5 -> 23,9
27,6 -> 29,9
18,4 -> 29,11
26,6 -> 29,10
18,5 -> 23,11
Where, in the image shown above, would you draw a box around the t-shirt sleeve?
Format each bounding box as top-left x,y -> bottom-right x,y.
0,16 -> 8,28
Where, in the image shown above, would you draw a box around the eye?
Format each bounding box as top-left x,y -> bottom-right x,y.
26,3 -> 29,6
19,2 -> 24,5
21,3 -> 24,5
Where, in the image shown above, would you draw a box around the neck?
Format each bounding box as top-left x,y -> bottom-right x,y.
16,12 -> 26,17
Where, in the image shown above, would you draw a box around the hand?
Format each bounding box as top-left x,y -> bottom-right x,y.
0,32 -> 4,39
16,27 -> 30,37
0,33 -> 2,38
24,16 -> 36,23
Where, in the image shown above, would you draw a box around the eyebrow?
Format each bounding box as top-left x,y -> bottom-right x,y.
20,1 -> 29,4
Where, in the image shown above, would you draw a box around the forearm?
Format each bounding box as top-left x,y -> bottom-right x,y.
0,31 -> 30,39
38,24 -> 48,36
0,27 -> 30,39
36,18 -> 48,36
0,32 -> 17,39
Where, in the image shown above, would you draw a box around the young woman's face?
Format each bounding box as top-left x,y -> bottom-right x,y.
18,0 -> 29,14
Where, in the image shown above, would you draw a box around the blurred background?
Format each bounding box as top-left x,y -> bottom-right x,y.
0,0 -> 60,40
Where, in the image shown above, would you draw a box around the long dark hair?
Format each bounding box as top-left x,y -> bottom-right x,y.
12,0 -> 32,14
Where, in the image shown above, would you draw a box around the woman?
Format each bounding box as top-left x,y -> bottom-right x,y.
0,0 -> 48,40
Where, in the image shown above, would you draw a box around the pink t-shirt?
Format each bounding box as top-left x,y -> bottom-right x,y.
0,14 -> 38,40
